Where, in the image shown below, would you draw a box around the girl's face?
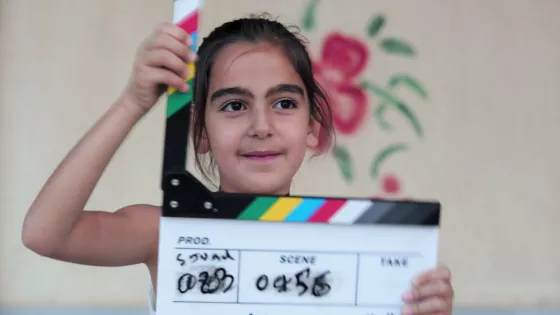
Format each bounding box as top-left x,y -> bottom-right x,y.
201,42 -> 318,195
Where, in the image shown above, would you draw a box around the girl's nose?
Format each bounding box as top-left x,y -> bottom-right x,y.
248,106 -> 275,139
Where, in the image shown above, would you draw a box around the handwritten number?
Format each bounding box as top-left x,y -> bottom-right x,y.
254,268 -> 331,297
273,275 -> 291,293
311,271 -> 331,297
177,273 -> 196,293
294,268 -> 310,296
177,268 -> 235,295
215,268 -> 234,292
256,275 -> 268,291
199,271 -> 220,294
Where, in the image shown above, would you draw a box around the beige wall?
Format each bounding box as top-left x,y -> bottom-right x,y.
1,0 -> 559,309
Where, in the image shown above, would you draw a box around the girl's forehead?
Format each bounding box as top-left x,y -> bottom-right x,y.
209,42 -> 304,90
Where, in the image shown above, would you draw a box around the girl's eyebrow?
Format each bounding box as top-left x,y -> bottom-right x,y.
210,84 -> 305,103
266,84 -> 305,98
210,87 -> 252,103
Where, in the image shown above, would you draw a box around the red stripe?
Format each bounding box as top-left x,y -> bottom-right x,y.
177,10 -> 198,33
307,199 -> 346,222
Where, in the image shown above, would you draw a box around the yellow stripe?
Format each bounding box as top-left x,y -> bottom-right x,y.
168,63 -> 196,95
260,197 -> 303,221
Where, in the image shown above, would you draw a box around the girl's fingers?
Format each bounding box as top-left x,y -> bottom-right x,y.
401,296 -> 451,315
402,280 -> 453,302
144,49 -> 189,79
148,68 -> 189,92
412,266 -> 451,287
155,22 -> 191,46
149,33 -> 192,63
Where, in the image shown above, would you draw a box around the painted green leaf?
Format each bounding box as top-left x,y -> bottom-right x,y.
379,38 -> 415,57
389,74 -> 429,100
361,80 -> 399,104
392,101 -> 423,138
370,143 -> 409,180
375,103 -> 392,131
333,145 -> 353,182
361,80 -> 424,138
367,14 -> 386,37
302,0 -> 319,31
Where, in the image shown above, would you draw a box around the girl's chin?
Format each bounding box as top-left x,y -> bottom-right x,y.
223,178 -> 290,196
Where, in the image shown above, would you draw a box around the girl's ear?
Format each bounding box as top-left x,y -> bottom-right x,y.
306,119 -> 321,148
196,132 -> 211,154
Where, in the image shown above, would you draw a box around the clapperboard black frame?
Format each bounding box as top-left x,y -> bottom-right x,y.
159,0 -> 441,227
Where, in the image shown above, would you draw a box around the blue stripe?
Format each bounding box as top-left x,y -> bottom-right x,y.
190,31 -> 198,52
285,198 -> 326,222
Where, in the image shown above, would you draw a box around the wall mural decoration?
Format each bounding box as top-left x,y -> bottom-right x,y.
301,0 -> 429,199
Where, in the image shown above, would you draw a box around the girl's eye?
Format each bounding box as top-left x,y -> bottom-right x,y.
274,99 -> 297,110
221,101 -> 246,112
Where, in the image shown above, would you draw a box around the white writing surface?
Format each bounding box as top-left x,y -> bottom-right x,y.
156,217 -> 439,315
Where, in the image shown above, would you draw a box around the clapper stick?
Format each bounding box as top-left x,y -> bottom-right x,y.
160,0 -> 440,224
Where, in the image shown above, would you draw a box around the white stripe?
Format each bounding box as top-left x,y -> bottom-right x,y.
328,200 -> 373,223
173,0 -> 201,24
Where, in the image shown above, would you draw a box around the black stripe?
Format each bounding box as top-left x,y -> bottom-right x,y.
161,103 -> 191,189
214,193 -> 257,217
354,202 -> 390,223
372,201 -> 440,226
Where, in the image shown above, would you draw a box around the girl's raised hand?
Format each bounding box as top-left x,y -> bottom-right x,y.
401,265 -> 454,315
122,22 -> 196,114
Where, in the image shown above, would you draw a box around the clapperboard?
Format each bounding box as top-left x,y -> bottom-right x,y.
155,1 -> 441,315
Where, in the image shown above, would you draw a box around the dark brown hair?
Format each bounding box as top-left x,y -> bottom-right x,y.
191,13 -> 334,184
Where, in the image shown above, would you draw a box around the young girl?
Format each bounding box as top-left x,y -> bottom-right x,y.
22,15 -> 454,315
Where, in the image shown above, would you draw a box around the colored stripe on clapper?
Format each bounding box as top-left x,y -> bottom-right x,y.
260,197 -> 303,221
327,200 -> 374,223
177,9 -> 198,33
168,9 -> 198,97
166,7 -> 199,118
307,199 -> 346,222
237,197 -> 379,224
306,199 -> 374,223
284,198 -> 326,222
237,197 -> 278,220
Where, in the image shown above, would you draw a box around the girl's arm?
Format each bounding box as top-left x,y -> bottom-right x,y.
21,22 -> 194,267
22,99 -> 159,266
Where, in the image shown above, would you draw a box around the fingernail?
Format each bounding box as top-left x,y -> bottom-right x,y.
401,290 -> 414,301
180,83 -> 189,92
189,51 -> 197,61
186,37 -> 193,46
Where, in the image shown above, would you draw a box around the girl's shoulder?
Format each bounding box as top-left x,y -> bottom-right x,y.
115,203 -> 162,226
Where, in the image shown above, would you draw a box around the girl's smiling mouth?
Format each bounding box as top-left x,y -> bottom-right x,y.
241,150 -> 282,161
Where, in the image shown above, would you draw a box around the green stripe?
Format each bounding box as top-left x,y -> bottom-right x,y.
237,197 -> 278,220
166,79 -> 195,118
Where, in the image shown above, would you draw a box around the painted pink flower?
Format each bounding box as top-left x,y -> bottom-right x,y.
374,174 -> 414,201
320,34 -> 369,83
310,32 -> 369,149
382,174 -> 401,195
371,174 -> 403,199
